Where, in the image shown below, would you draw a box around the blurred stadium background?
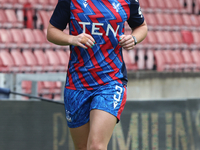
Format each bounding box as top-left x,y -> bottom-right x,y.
0,0 -> 200,150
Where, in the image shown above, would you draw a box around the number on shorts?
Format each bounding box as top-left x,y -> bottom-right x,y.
114,85 -> 123,101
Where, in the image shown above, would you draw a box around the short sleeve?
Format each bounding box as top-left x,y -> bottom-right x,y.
127,0 -> 144,29
49,0 -> 71,30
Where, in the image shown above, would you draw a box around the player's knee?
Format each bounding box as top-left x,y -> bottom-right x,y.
75,144 -> 87,150
87,142 -> 106,150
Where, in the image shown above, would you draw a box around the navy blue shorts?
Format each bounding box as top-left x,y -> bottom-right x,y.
64,82 -> 127,128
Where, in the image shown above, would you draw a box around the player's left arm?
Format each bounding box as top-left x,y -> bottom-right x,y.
119,0 -> 148,50
119,20 -> 148,50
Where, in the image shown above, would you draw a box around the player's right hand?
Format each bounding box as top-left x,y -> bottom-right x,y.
70,33 -> 95,49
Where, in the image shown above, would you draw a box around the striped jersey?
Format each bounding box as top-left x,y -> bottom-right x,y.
50,0 -> 144,90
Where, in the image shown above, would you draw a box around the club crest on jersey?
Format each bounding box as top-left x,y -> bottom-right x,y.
112,2 -> 120,12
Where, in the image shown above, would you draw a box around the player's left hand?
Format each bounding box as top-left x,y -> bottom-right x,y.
119,35 -> 135,50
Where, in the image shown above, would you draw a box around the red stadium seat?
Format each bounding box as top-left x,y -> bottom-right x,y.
0,55 -> 9,72
22,28 -> 40,49
53,94 -> 61,101
173,0 -> 183,10
23,2 -> 34,29
37,81 -> 60,97
155,0 -> 166,9
4,9 -> 23,28
7,0 -> 23,9
184,0 -> 193,13
191,50 -> 200,70
154,31 -> 166,49
139,0 -> 148,9
20,0 -> 49,10
22,81 -> 32,94
0,0 -> 12,8
171,31 -> 186,49
0,49 -> 19,72
172,13 -> 184,30
0,29 -> 15,48
165,0 -> 181,10
56,81 -> 62,89
181,49 -> 197,72
32,29 -> 51,49
146,31 -> 158,49
37,0 -> 54,10
171,31 -> 183,44
162,50 -> 177,71
137,33 -> 148,49
123,50 -> 137,70
181,30 -> 194,45
128,50 -> 136,64
55,50 -> 70,70
0,9 -> 12,28
162,31 -> 176,49
145,49 -> 155,70
143,13 -> 157,30
155,13 -> 166,26
163,13 -> 175,30
171,50 -> 186,72
154,50 -> 165,72
33,49 -> 54,72
189,15 -> 200,28
38,10 -> 51,30
22,50 -> 43,72
192,31 -> 200,43
37,81 -> 48,95
41,94 -> 53,100
197,0 -> 200,14
10,29 -> 28,49
18,0 -> 30,4
37,81 -> 54,98
182,14 -> 192,29
37,81 -> 61,97
122,50 -> 137,71
137,49 -> 145,70
146,0 -> 157,9
43,81 -> 56,93
45,49 -> 66,72
43,81 -> 61,94
10,49 -> 32,72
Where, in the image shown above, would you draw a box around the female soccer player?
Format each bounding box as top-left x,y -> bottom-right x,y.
47,0 -> 147,149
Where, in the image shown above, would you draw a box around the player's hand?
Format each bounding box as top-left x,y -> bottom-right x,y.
70,33 -> 95,49
119,35 -> 135,50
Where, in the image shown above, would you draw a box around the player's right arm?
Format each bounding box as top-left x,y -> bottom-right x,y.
46,0 -> 95,49
119,0 -> 147,51
47,23 -> 95,49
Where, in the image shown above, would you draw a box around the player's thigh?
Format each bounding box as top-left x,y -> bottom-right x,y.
87,109 -> 117,150
69,122 -> 90,150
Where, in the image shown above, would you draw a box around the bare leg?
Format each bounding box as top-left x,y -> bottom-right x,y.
69,122 -> 90,150
87,109 -> 117,150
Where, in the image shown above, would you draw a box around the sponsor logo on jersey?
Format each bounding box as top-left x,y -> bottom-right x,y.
79,22 -> 120,37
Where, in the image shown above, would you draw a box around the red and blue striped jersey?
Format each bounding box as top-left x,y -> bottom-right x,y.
50,0 -> 144,90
